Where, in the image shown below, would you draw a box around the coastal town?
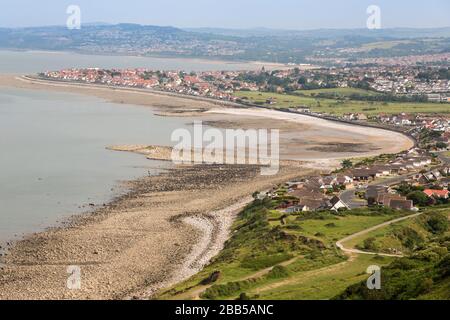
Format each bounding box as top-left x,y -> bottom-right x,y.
41,65 -> 450,145
261,146 -> 450,215
42,64 -> 450,103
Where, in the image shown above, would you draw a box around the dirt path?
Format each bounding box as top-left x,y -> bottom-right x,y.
251,254 -> 357,295
250,212 -> 422,297
169,212 -> 423,300
336,212 -> 424,257
171,256 -> 302,300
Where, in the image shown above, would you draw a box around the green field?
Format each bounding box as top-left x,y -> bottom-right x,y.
295,87 -> 380,97
345,206 -> 450,255
360,40 -> 413,51
157,198 -> 411,300
234,91 -> 450,116
157,189 -> 449,300
336,208 -> 450,300
250,254 -> 393,300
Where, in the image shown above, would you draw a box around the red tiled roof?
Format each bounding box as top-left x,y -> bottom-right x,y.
423,189 -> 449,198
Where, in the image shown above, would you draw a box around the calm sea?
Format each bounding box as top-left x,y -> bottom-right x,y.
0,50 -> 243,245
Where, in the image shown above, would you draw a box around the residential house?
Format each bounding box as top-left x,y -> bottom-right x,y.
299,199 -> 330,211
377,194 -> 406,206
423,189 -> 449,199
285,205 -> 308,213
388,199 -> 414,211
330,196 -> 350,211
349,169 -> 377,181
366,185 -> 388,202
372,166 -> 392,177
335,175 -> 354,187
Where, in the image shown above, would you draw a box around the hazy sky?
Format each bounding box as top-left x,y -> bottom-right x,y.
1,0 -> 449,29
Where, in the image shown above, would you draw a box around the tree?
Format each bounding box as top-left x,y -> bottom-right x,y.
362,237 -> 379,251
341,159 -> 353,169
407,191 -> 430,206
426,215 -> 449,234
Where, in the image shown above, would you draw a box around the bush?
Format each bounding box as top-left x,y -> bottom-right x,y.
407,191 -> 430,206
362,237 -> 379,251
425,214 -> 449,235
437,254 -> 450,277
240,253 -> 293,270
267,265 -> 290,279
238,292 -> 250,300
202,279 -> 257,299
393,227 -> 424,250
200,271 -> 221,285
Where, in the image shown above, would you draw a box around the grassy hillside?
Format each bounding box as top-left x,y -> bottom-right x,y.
347,206 -> 450,256
234,91 -> 450,116
157,195 -> 413,300
335,208 -> 449,300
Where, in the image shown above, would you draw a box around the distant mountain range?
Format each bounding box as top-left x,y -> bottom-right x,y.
1,24 -> 449,64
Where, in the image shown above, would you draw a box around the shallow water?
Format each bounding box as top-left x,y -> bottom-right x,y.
0,50 -> 263,74
0,49 -> 268,246
0,86 -> 193,244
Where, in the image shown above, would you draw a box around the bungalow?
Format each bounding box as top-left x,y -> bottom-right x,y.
414,174 -> 431,185
431,170 -> 442,180
372,166 -> 392,177
318,176 -> 335,191
299,199 -> 330,211
334,175 -> 354,186
441,167 -> 450,176
349,169 -> 377,181
423,189 -> 449,199
289,189 -> 325,200
437,178 -> 450,189
424,172 -> 438,182
387,164 -> 406,175
416,157 -> 432,166
366,185 -> 388,201
388,199 -> 414,211
330,196 -> 350,211
285,204 -> 308,213
277,200 -> 298,210
377,194 -> 406,206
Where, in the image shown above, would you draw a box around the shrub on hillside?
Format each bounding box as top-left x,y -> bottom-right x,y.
425,214 -> 449,235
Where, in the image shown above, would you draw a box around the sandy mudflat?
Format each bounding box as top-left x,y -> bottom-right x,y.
0,75 -> 414,163
0,75 -> 414,300
0,164 -> 310,300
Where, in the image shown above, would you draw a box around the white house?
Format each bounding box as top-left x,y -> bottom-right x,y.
330,196 -> 350,211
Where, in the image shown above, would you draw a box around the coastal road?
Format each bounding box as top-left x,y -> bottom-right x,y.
336,212 -> 424,257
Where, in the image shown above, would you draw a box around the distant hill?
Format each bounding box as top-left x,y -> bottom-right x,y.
0,24 -> 449,64
185,26 -> 450,38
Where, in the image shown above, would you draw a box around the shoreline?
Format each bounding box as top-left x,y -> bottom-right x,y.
0,163 -> 311,299
0,74 -> 414,299
19,75 -> 416,146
